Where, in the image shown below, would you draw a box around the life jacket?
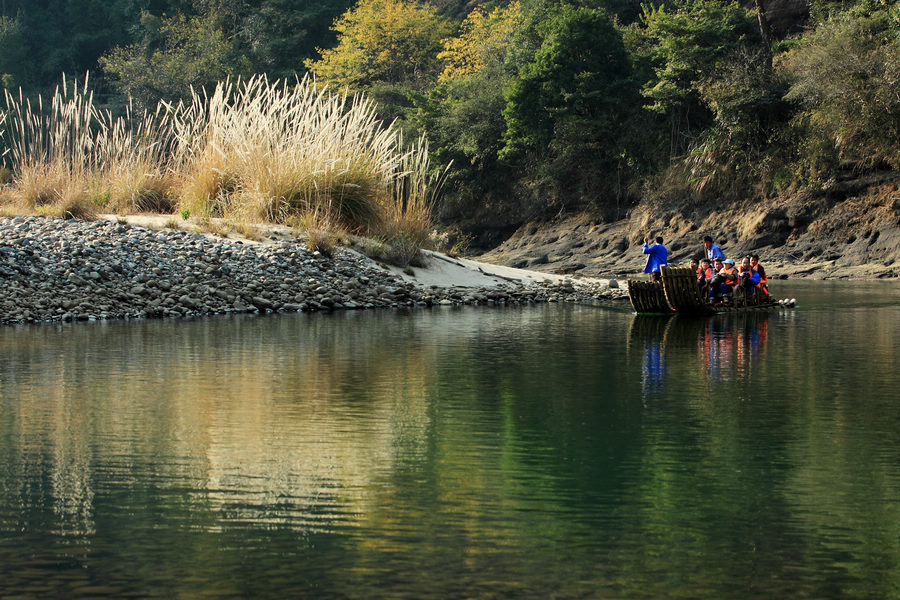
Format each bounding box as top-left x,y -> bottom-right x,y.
752,265 -> 769,295
697,266 -> 713,281
720,265 -> 737,285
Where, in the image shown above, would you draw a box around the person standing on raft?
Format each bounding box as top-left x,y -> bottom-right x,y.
702,235 -> 726,262
642,236 -> 668,282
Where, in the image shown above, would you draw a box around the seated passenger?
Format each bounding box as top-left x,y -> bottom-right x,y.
738,256 -> 761,297
697,258 -> 714,297
750,255 -> 769,296
709,258 -> 738,303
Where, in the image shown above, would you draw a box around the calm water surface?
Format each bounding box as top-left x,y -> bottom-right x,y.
1,281 -> 898,598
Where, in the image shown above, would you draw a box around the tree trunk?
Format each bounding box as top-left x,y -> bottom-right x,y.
755,0 -> 774,68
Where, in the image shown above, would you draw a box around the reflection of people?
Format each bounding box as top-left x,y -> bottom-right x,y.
642,236 -> 668,282
694,313 -> 770,384
702,235 -> 726,262
641,339 -> 666,400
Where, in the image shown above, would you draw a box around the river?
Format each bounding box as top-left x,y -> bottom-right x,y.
1,281 -> 898,598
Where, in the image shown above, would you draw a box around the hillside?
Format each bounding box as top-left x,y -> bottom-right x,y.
479,172 -> 900,280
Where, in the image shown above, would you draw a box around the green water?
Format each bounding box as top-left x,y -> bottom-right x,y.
1,281 -> 898,599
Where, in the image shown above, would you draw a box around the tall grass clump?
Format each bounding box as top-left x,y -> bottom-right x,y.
0,75 -> 175,217
92,101 -> 177,213
0,74 -> 446,261
170,75 -> 446,257
171,75 -> 399,229
378,134 -> 450,265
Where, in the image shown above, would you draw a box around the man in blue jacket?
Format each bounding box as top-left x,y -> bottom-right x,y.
703,235 -> 726,262
642,236 -> 668,282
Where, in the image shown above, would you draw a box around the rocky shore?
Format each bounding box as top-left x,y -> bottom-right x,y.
0,216 -> 625,326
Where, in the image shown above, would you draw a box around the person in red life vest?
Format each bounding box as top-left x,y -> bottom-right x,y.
750,255 -> 768,296
709,258 -> 738,303
738,256 -> 761,296
697,257 -> 714,297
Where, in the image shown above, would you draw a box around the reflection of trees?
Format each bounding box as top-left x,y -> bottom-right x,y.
618,309 -> 900,596
0,313 -> 439,595
1,303 -> 898,597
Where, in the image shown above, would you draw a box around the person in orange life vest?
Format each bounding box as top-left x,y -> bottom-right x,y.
750,254 -> 768,296
709,257 -> 738,302
642,236 -> 668,282
738,256 -> 761,295
697,257 -> 714,296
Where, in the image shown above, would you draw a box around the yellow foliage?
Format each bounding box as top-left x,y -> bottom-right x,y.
438,1 -> 523,82
305,0 -> 452,91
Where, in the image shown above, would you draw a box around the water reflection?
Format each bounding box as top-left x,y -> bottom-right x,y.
630,312 -> 773,401
1,287 -> 899,598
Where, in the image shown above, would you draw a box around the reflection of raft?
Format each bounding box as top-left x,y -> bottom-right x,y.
628,266 -> 783,315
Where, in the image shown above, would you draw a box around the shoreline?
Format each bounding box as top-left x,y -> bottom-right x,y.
0,215 -> 627,326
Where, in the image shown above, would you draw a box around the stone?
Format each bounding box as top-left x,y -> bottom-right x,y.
0,215 -> 628,326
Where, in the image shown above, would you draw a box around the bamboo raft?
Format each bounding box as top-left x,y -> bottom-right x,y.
628,266 -> 783,315
626,280 -> 672,313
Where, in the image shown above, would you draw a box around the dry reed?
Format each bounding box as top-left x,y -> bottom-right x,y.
0,74 -> 445,257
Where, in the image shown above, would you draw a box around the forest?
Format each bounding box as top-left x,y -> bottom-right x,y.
1,0 -> 898,247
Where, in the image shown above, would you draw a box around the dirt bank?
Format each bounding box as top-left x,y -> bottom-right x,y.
479,173 -> 900,281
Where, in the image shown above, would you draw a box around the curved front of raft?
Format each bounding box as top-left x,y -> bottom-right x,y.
627,280 -> 672,313
659,266 -> 716,315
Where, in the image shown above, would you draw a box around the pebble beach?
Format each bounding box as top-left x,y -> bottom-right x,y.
0,216 -> 626,325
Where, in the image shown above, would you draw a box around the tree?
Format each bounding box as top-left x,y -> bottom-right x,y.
304,0 -> 452,92
632,0 -> 760,154
499,5 -> 640,210
0,16 -> 30,88
779,7 -> 900,169
0,0 -> 143,92
240,0 -> 355,78
437,1 -> 523,82
100,12 -> 251,110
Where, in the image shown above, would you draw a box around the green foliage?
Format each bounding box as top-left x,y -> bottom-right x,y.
683,46 -> 790,193
189,0 -> 354,79
100,12 -> 251,110
414,5 -> 525,229
637,0 -> 759,114
1,0 -> 145,92
4,0 -> 899,241
243,0 -> 354,78
630,0 -> 761,162
500,4 -> 640,211
0,16 -> 30,88
438,2 -> 524,82
779,6 -> 900,169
